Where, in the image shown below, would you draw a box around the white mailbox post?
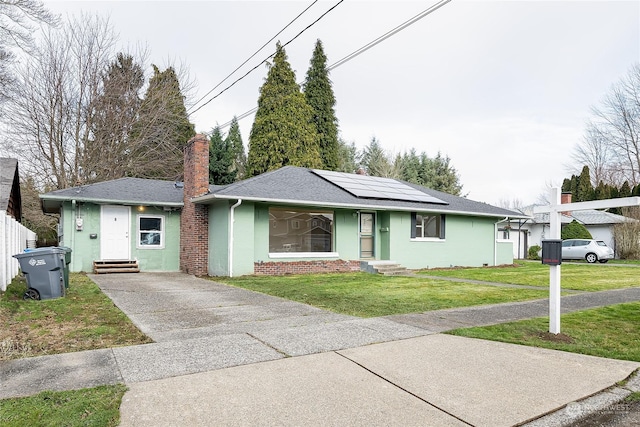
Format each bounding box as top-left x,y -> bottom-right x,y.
533,188 -> 640,334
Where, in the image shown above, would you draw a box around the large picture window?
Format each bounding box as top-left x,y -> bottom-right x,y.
138,215 -> 164,248
269,208 -> 333,253
411,213 -> 445,239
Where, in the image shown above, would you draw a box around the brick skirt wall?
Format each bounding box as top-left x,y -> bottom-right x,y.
254,260 -> 361,275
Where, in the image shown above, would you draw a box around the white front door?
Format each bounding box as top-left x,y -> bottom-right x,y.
101,205 -> 130,260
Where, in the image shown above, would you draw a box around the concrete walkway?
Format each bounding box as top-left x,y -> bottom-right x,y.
1,272 -> 640,426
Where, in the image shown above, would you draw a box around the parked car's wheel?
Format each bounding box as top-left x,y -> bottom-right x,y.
599,259 -> 609,263
585,253 -> 598,263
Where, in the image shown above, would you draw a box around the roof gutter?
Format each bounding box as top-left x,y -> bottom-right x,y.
192,194 -> 530,220
228,199 -> 242,277
40,195 -> 184,208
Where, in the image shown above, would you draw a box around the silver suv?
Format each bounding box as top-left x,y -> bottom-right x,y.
562,239 -> 614,263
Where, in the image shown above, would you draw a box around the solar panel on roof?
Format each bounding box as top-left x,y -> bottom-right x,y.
312,170 -> 447,204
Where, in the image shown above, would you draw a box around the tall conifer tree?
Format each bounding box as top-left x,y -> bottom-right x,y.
303,39 -> 339,170
131,65 -> 195,180
225,116 -> 247,180
209,126 -> 235,185
247,43 -> 321,176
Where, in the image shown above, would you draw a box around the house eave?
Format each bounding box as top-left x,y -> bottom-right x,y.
193,193 -> 529,219
40,195 -> 183,214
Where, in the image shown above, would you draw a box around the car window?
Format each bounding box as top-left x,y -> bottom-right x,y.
596,241 -> 607,246
562,240 -> 573,247
578,240 -> 589,246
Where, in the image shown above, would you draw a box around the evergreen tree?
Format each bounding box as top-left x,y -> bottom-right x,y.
336,138 -> 359,173
594,181 -> 610,200
209,126 -> 235,185
303,39 -> 339,170
422,152 -> 464,196
247,43 -> 321,176
360,136 -> 396,177
86,53 -> 144,182
619,180 -> 632,198
562,220 -> 593,240
131,65 -> 195,180
576,166 -> 593,202
225,116 -> 246,180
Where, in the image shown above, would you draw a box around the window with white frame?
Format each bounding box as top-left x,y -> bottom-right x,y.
138,215 -> 164,248
411,213 -> 445,239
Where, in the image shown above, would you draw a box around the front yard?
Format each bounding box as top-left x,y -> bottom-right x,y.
217,272 -> 549,317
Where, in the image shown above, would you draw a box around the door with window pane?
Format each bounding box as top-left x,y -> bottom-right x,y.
359,212 -> 375,259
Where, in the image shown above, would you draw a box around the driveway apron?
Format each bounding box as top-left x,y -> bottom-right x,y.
89,272 -> 431,383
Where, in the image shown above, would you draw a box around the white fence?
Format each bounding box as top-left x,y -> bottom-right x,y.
0,211 -> 37,291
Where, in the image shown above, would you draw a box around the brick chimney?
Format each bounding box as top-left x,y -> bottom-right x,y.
180,134 -> 209,275
561,192 -> 572,216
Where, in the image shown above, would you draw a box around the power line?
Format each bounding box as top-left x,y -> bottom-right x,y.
216,0 -> 452,130
188,0 -> 319,113
188,0 -> 344,117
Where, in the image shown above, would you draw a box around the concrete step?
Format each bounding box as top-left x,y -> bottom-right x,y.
361,260 -> 414,276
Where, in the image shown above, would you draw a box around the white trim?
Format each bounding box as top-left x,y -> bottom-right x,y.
410,238 -> 445,242
269,252 -> 339,259
136,214 -> 165,250
193,194 -> 530,219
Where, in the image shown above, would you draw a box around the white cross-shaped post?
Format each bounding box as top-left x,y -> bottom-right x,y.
533,188 -> 640,334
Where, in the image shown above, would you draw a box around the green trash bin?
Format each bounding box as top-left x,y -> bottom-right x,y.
58,246 -> 72,288
13,247 -> 66,300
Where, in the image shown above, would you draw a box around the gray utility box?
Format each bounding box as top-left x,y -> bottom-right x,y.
13,247 -> 66,300
541,239 -> 563,266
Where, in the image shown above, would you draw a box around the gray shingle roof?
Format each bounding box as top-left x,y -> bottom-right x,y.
40,177 -> 184,213
197,166 -> 525,218
0,158 -> 18,212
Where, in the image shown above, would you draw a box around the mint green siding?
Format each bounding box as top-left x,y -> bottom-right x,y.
58,202 -> 180,272
208,201 -> 230,276
387,212 -> 512,268
207,201 -> 513,276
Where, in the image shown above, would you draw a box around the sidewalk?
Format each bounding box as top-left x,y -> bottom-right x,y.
2,273 -> 640,426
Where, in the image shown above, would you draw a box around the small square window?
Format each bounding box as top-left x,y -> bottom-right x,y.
138,215 -> 164,248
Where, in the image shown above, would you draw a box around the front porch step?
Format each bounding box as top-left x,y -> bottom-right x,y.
360,261 -> 414,276
93,260 -> 140,274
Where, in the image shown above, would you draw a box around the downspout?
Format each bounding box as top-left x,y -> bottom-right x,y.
71,200 -> 76,269
228,199 -> 242,277
494,216 -> 509,266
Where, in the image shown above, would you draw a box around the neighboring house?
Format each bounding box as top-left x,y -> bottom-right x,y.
0,158 -> 22,221
1,158 -> 37,290
40,135 -> 526,276
503,193 -> 630,259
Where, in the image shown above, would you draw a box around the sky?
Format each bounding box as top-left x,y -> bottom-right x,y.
43,0 -> 640,206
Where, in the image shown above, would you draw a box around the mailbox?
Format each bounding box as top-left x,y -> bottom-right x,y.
541,239 -> 563,266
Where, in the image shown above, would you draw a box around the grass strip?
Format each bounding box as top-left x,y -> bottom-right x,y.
0,384 -> 126,427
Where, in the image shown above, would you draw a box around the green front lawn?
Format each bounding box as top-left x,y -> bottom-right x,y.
419,261 -> 640,292
0,385 -> 126,427
448,302 -> 640,362
218,272 -> 549,317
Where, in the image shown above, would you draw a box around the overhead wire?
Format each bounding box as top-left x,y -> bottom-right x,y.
188,0 -> 344,116
188,0 -> 319,112
215,0 -> 452,130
